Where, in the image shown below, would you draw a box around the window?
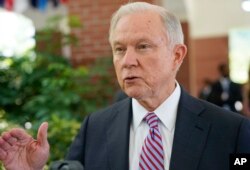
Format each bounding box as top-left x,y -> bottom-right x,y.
229,28 -> 250,83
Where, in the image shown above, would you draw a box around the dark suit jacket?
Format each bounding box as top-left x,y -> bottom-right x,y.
207,80 -> 243,113
66,89 -> 250,170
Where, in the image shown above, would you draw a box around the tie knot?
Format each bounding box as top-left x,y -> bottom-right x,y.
145,112 -> 158,129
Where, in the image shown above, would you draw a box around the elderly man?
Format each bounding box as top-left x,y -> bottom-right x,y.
1,2 -> 250,170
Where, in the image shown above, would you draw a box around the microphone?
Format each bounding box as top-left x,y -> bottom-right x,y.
49,160 -> 84,170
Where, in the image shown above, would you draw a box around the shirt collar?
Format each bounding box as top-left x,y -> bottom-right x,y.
132,82 -> 181,132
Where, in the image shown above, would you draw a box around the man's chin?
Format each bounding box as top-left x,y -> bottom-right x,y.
124,89 -> 143,99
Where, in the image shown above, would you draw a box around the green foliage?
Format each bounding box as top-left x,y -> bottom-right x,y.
0,53 -> 116,162
0,14 -> 117,168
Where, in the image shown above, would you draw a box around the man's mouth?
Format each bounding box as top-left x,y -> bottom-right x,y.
123,76 -> 140,83
125,76 -> 136,80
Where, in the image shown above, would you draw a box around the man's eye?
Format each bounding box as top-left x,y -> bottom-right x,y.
114,47 -> 125,53
138,44 -> 150,50
116,47 -> 123,51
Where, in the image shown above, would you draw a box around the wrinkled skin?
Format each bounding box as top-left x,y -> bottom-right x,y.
0,122 -> 49,170
111,11 -> 187,111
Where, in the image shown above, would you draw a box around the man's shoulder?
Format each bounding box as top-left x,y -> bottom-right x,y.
87,97 -> 131,120
181,90 -> 247,124
199,98 -> 249,128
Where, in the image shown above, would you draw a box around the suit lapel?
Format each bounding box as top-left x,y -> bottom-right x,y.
105,90 -> 211,170
106,98 -> 132,170
170,90 -> 211,170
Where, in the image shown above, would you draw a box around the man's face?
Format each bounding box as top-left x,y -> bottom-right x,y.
111,11 -> 184,101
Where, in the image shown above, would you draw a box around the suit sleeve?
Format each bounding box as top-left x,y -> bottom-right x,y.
236,118 -> 250,153
65,115 -> 89,166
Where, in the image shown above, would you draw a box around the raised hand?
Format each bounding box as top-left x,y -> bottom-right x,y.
0,122 -> 50,170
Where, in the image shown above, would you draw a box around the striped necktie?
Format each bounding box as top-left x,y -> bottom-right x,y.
139,112 -> 165,170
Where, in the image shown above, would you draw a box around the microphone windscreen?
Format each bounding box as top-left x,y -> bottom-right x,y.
49,160 -> 84,170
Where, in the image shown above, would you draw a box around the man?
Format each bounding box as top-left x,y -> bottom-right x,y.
207,63 -> 243,113
0,2 -> 250,170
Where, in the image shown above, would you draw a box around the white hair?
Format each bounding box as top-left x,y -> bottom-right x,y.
109,2 -> 184,46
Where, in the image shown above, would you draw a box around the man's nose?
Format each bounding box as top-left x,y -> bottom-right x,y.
122,48 -> 138,68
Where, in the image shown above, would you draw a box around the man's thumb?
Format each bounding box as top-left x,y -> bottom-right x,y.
37,122 -> 49,147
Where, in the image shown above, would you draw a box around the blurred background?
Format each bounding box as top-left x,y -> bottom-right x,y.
0,0 -> 249,168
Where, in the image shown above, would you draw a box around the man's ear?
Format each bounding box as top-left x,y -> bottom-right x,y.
173,44 -> 187,67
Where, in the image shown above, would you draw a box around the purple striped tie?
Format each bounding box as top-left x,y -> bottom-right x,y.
139,112 -> 165,170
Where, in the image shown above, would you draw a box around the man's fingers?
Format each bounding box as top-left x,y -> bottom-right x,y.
0,137 -> 12,151
37,122 -> 49,147
0,147 -> 7,160
2,132 -> 17,146
10,128 -> 31,141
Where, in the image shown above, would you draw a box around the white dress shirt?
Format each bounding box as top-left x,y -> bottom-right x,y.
129,83 -> 181,170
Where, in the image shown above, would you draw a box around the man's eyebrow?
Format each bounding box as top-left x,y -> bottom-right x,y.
113,41 -> 122,46
112,40 -> 122,46
113,38 -> 151,45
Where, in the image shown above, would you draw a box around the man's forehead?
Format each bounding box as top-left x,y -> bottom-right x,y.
112,24 -> 166,45
116,11 -> 161,26
113,14 -> 162,33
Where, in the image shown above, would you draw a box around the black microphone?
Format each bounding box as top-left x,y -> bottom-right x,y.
49,160 -> 84,170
